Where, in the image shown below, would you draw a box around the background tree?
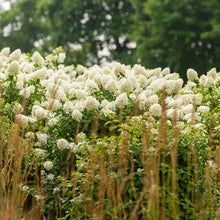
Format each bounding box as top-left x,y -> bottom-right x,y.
1,0 -> 220,79
129,0 -> 220,80
0,0 -> 136,66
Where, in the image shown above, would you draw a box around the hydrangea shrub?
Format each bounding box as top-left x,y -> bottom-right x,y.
0,47 -> 219,219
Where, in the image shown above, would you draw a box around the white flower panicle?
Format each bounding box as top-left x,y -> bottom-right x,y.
34,148 -> 47,158
149,104 -> 162,117
187,69 -> 198,81
15,114 -> 36,127
32,105 -> 49,120
105,79 -> 118,93
85,79 -> 99,94
58,53 -> 66,63
84,96 -> 99,111
32,51 -> 44,64
19,88 -> 31,98
48,117 -> 59,127
119,78 -> 133,93
43,161 -> 53,171
13,103 -> 23,114
1,47 -> 10,56
63,101 -> 74,113
207,68 -> 217,80
57,138 -> 71,150
9,49 -> 21,61
197,106 -> 210,113
115,93 -> 128,109
72,109 -> 82,121
34,67 -> 47,80
7,61 -> 19,74
37,133 -> 48,146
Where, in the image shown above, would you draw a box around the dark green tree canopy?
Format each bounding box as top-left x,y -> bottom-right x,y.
130,0 -> 220,79
0,0 -> 136,66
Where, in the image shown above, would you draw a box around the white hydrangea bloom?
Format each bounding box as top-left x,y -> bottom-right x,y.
57,138 -> 70,150
101,99 -> 109,108
13,103 -> 23,114
71,109 -> 82,121
147,95 -> 159,106
33,67 -> 47,80
199,75 -> 206,84
43,161 -> 53,171
88,70 -> 98,79
37,133 -> 48,146
74,89 -> 88,100
77,132 -> 86,141
173,78 -> 183,93
28,85 -> 35,94
133,64 -> 147,75
25,132 -> 35,139
32,105 -> 49,120
77,64 -> 86,74
185,82 -> 196,90
129,94 -> 136,101
74,101 -> 85,112
1,47 -> 10,56
34,148 -> 47,158
19,88 -> 31,99
93,73 -> 102,85
102,66 -> 111,74
164,80 -> 175,94
15,114 -> 36,127
69,142 -> 78,153
180,94 -> 192,105
47,174 -> 55,180
46,99 -> 62,110
55,89 -> 67,101
152,67 -> 162,77
194,93 -> 203,105
48,117 -> 59,127
63,101 -> 74,113
16,80 -> 24,90
183,113 -> 201,122
119,78 -> 133,93
101,107 -> 115,117
23,63 -> 33,74
112,62 -> 126,75
85,79 -> 99,94
149,104 -> 162,117
138,93 -> 147,110
32,51 -> 44,64
137,75 -> 147,86
197,106 -> 210,113
167,108 -> 183,120
9,49 -> 21,61
204,77 -> 214,87
207,68 -> 217,80
7,61 -> 19,74
58,53 -> 66,63
181,104 -> 194,114
105,79 -> 118,93
150,79 -> 165,92
161,67 -> 170,76
0,58 -> 4,68
187,69 -> 198,81
84,96 -> 99,110
115,92 -> 128,109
